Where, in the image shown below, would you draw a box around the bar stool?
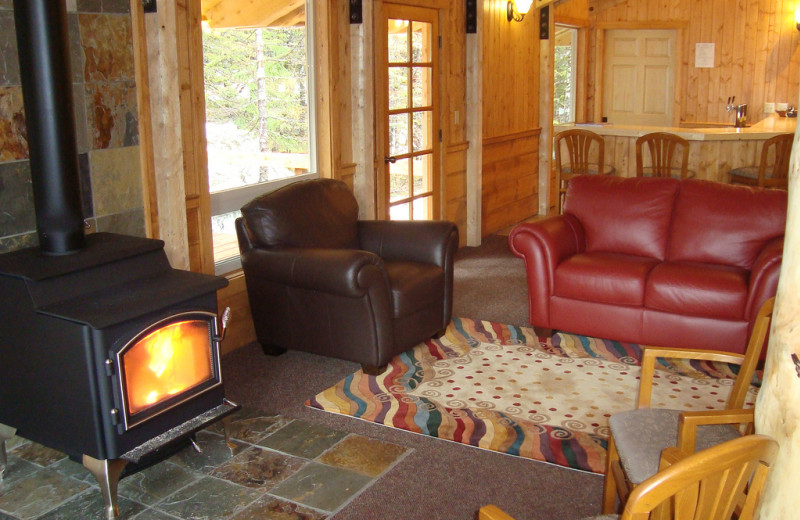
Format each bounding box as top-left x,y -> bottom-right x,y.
729,133 -> 793,189
635,132 -> 691,179
554,129 -> 614,213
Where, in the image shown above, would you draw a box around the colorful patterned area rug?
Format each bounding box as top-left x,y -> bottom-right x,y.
306,318 -> 757,474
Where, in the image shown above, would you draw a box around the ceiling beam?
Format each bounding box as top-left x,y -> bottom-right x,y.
201,0 -> 305,29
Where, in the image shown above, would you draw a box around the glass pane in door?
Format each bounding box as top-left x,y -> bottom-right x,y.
390,158 -> 411,202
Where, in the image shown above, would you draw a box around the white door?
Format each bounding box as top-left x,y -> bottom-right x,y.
603,29 -> 675,126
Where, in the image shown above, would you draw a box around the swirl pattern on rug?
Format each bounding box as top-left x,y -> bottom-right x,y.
306,318 -> 756,473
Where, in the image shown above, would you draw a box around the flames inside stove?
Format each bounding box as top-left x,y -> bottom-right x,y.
120,314 -> 221,430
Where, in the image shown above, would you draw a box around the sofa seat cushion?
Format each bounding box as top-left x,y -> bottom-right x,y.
645,262 -> 748,320
384,260 -> 444,319
554,253 -> 659,306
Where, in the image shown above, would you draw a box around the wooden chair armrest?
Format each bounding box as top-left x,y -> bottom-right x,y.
637,347 -> 745,408
478,505 -> 516,520
677,408 -> 754,453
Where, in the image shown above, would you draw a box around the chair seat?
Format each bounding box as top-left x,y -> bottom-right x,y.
384,260 -> 444,318
728,166 -> 760,179
609,408 -> 741,485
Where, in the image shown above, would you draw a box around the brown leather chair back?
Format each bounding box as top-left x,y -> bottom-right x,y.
240,178 -> 360,250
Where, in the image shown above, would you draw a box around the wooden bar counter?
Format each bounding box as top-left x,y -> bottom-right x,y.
555,116 -> 796,183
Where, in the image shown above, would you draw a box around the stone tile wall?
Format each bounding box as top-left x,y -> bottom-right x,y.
0,0 -> 144,254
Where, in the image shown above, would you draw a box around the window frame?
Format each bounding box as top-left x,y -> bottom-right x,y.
206,0 -> 319,275
554,24 -> 578,125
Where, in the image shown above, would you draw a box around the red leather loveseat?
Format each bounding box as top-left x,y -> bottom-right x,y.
508,175 -> 787,355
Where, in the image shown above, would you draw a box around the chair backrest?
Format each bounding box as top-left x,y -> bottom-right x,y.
240,178 -> 360,250
726,297 -> 774,409
635,132 -> 690,179
756,133 -> 793,188
621,434 -> 778,520
554,129 -> 605,178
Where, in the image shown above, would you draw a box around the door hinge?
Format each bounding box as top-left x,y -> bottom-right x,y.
142,0 -> 157,13
438,35 -> 442,49
439,129 -> 443,142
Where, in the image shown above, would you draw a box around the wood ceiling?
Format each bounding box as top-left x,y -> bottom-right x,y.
200,0 -> 305,29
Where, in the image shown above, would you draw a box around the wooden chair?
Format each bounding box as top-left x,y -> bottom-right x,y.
554,129 -> 612,213
635,132 -> 690,179
479,434 -> 779,520
729,133 -> 793,189
601,297 -> 774,514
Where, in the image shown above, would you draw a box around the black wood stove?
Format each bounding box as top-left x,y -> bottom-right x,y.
0,1 -> 239,518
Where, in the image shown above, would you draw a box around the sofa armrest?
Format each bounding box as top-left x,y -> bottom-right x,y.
240,247 -> 388,297
357,220 -> 458,267
745,236 -> 783,322
507,215 -> 585,327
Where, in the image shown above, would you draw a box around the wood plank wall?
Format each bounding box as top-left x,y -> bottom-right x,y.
441,0 -> 469,235
587,0 -> 800,125
481,2 -> 541,236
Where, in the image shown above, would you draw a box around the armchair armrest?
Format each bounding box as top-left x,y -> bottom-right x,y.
507,215 -> 585,328
357,220 -> 458,267
240,247 -> 388,297
478,505 -> 516,520
677,408 -> 754,453
637,346 -> 745,408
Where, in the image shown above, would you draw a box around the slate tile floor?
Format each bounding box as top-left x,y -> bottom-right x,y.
0,408 -> 410,519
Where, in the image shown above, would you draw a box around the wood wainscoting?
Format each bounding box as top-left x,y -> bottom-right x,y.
481,129 -> 541,237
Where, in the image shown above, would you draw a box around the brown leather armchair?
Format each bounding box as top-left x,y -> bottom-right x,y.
235,178 -> 459,373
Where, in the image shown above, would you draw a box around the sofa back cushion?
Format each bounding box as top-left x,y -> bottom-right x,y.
241,178 -> 360,249
668,180 -> 787,269
564,175 -> 680,260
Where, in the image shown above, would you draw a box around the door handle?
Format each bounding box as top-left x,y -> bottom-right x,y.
384,156 -> 397,164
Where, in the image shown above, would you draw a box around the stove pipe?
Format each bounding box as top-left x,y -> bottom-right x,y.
13,0 -> 85,255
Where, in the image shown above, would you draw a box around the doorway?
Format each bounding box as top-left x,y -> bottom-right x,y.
377,4 -> 440,220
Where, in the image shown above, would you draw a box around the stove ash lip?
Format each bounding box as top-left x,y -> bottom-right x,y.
13,0 -> 87,255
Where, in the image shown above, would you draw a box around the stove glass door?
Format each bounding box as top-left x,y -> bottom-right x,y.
118,313 -> 220,429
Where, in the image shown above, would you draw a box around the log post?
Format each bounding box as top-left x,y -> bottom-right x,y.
754,122 -> 800,518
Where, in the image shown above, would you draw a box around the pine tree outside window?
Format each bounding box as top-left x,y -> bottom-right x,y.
202,1 -> 316,274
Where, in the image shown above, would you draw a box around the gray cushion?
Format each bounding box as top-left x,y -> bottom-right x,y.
579,515 -> 620,520
609,408 -> 741,485
728,166 -> 760,179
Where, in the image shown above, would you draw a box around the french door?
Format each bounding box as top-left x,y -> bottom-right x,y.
378,4 -> 440,220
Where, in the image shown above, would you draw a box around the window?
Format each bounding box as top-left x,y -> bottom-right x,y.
202,1 -> 317,275
554,26 -> 577,124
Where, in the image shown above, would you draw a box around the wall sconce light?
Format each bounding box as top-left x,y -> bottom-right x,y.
795,8 -> 800,31
507,0 -> 534,22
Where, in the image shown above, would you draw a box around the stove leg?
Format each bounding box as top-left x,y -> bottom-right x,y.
0,423 -> 16,481
82,455 -> 128,519
221,415 -> 236,449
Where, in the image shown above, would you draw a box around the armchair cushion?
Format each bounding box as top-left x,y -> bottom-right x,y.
241,178 -> 360,249
384,261 -> 445,318
609,408 -> 740,485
